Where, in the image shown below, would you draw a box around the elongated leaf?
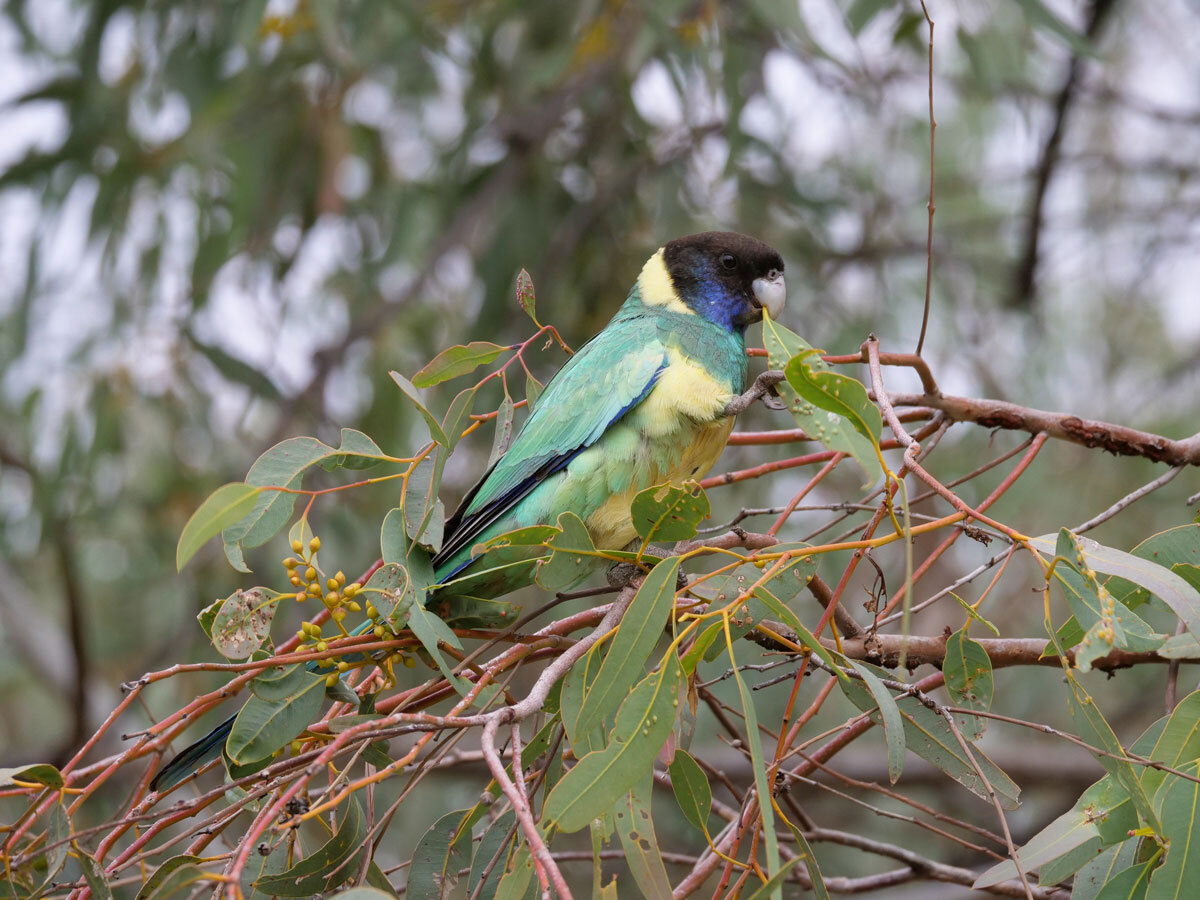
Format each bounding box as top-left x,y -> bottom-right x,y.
135,856 -> 207,900
614,778 -> 673,900
328,890 -> 397,899
256,796 -> 367,896
211,588 -> 279,659
515,269 -> 536,322
26,800 -> 69,897
847,661 -> 905,783
974,808 -> 1102,888
751,583 -> 846,683
488,396 -> 516,468
631,482 -> 710,543
468,810 -> 517,900
575,557 -> 680,736
1095,860 -> 1155,900
403,449 -> 446,553
390,371 -> 449,445
763,317 -> 880,482
1031,533 -> 1200,640
362,562 -> 415,625
1108,524 -> 1200,609
405,602 -> 477,700
542,655 -> 683,832
412,341 -> 508,388
382,507 -> 436,608
944,627 -> 993,740
1072,840 -> 1143,900
492,844 -> 534,900
0,763 -> 64,789
442,386 -> 477,450
223,434 -> 396,558
535,511 -> 600,592
1066,675 -> 1158,831
227,668 -> 325,764
177,482 -> 259,570
1145,764 -> 1200,899
406,808 -> 472,900
668,749 -> 711,835
74,843 -> 114,900
773,806 -> 829,900
1141,689 -> 1200,798
841,662 -> 1020,808
728,633 -> 782,895
742,859 -> 803,900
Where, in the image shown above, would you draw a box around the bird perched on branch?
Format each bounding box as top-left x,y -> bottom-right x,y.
151,231 -> 785,791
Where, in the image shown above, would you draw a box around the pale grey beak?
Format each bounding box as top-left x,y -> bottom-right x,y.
752,271 -> 786,319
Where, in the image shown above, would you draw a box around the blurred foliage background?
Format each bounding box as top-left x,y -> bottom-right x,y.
1,0 -> 1198,888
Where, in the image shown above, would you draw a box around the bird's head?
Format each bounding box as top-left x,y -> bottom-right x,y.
636,231 -> 786,332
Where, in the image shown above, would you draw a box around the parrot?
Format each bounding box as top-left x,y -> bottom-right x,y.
150,231 -> 785,792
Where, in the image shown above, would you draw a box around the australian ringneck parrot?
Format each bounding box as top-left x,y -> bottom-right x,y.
150,231 -> 786,791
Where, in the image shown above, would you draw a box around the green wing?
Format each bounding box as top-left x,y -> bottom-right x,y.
433,315 -> 666,570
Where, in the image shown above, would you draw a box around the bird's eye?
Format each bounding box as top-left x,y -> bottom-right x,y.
720,253 -> 737,270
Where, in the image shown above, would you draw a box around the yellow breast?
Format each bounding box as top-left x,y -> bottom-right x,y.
584,348 -> 735,548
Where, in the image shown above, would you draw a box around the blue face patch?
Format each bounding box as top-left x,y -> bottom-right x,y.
685,260 -> 748,331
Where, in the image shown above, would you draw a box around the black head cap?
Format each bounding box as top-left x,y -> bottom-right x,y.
662,231 -> 786,330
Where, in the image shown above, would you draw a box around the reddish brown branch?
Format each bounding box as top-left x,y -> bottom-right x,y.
888,392 -> 1200,466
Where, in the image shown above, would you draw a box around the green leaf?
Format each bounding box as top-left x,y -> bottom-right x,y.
613,778 -> 673,900
535,511 -> 600,592
1072,840 -> 1143,900
841,661 -> 1020,808
467,810 -> 517,900
322,428 -> 386,471
362,562 -> 416,625
944,627 -> 994,740
847,661 -> 906,783
515,268 -> 537,323
575,557 -> 681,737
382,507 -> 436,608
742,859 -> 804,900
176,482 -> 259,570
405,602 -> 478,700
403,449 -> 446,553
1065,674 -> 1159,831
73,843 -> 114,900
412,341 -> 508,388
974,806 -> 1103,889
1107,524 -> 1200,609
631,482 -> 710,543
681,622 -> 722,674
1031,532 -> 1200,641
1140,690 -> 1200,800
728,635 -> 782,895
134,856 -> 209,900
542,654 -> 684,833
1145,763 -> 1200,898
210,588 -> 280,659
406,808 -> 473,900
227,667 -> 326,764
0,763 -> 64,789
668,749 -> 711,835
773,808 -> 829,899
390,371 -> 449,446
196,596 -> 222,639
492,844 -> 534,900
488,396 -> 516,468
26,800 -> 69,897
750,576 -> 845,682
1095,860 -> 1155,900
784,349 -> 882,449
525,371 -> 543,409
255,795 -> 368,896
441,386 -> 477,450
328,890 -> 398,900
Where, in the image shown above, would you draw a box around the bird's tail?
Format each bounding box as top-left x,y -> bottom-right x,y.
150,618 -> 379,792
149,712 -> 237,792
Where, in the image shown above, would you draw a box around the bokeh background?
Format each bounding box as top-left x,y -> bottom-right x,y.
2,0 -> 1199,893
